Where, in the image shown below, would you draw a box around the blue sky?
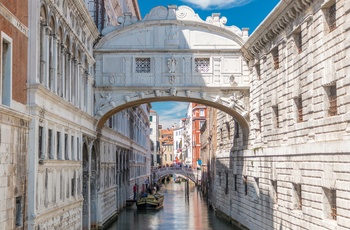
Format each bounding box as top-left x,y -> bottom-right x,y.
139,0 -> 280,129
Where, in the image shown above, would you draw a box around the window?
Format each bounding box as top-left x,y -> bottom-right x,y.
65,133 -> 68,160
195,58 -> 210,73
295,30 -> 303,54
15,196 -> 22,227
48,129 -> 53,159
57,131 -> 61,159
327,3 -> 337,32
272,105 -> 279,128
71,136 -> 74,160
256,112 -> 262,131
71,176 -> 75,196
38,126 -> 43,159
293,183 -> 302,210
199,109 -> 205,116
225,172 -> 229,194
323,187 -> 337,220
296,95 -> 303,122
135,58 -> 151,73
271,180 -> 278,204
77,137 -> 80,160
1,32 -> 12,106
243,176 -> 248,195
150,116 -> 153,122
255,62 -> 261,79
271,47 -> 279,70
200,121 -> 205,129
327,85 -> 337,116
234,174 -> 237,191
234,121 -> 239,138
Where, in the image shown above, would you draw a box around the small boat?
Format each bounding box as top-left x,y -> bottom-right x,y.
174,178 -> 181,183
136,192 -> 164,210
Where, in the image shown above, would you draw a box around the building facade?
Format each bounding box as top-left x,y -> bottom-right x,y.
0,1 -> 31,229
159,129 -> 174,166
25,0 -> 150,229
191,103 -> 207,169
208,0 -> 350,229
149,110 -> 159,167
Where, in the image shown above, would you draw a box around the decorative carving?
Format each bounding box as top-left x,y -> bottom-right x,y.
228,93 -> 246,110
39,107 -> 45,123
185,90 -> 191,97
166,25 -> 178,40
169,75 -> 176,84
205,13 -> 227,27
154,90 -> 161,97
109,75 -> 116,84
229,75 -> 235,85
170,87 -> 177,96
200,92 -> 206,99
167,58 -> 177,73
214,95 -> 221,103
124,95 -> 130,102
98,93 -> 115,108
139,92 -> 145,99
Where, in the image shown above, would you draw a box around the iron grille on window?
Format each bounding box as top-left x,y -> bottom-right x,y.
294,183 -> 302,209
328,85 -> 337,116
297,96 -> 303,122
135,58 -> 151,73
272,180 -> 278,203
234,174 -> 237,191
328,4 -> 337,32
195,58 -> 210,73
255,63 -> 261,79
272,49 -> 279,70
273,106 -> 279,128
225,172 -> 228,194
297,32 -> 303,53
330,189 -> 337,220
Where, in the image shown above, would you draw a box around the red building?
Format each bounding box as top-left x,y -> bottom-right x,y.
191,103 -> 206,169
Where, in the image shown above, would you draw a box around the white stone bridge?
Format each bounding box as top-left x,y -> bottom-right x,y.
94,5 -> 251,144
152,166 -> 201,184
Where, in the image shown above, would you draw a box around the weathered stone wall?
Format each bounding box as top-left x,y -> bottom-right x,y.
0,108 -> 30,230
211,0 -> 350,229
35,204 -> 82,230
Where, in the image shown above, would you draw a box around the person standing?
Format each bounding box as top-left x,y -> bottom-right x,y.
133,184 -> 137,200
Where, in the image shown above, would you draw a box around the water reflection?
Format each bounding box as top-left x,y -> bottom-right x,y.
107,180 -> 239,230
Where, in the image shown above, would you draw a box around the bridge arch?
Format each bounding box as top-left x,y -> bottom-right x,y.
94,5 -> 251,145
153,167 -> 201,185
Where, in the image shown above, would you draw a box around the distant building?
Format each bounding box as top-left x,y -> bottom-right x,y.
191,103 -> 207,169
159,128 -> 173,166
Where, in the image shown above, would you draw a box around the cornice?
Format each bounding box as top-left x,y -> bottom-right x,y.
71,0 -> 100,39
242,0 -> 313,62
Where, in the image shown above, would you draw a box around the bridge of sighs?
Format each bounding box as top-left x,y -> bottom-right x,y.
93,5 -> 251,145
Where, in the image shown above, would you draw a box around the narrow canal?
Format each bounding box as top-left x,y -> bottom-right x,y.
107,179 -> 241,230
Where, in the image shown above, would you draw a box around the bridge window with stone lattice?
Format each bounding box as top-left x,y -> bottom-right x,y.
195,58 -> 210,73
135,58 -> 151,73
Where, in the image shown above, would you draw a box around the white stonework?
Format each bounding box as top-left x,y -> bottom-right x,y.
208,0 -> 350,229
26,1 -> 150,230
94,5 -> 251,139
4,0 -> 347,229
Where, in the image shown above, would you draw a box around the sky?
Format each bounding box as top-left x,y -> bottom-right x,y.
138,0 -> 280,129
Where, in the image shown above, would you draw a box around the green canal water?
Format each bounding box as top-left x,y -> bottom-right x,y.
106,180 -> 241,230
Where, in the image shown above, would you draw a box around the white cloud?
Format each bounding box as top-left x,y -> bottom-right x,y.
156,102 -> 188,129
180,0 -> 252,10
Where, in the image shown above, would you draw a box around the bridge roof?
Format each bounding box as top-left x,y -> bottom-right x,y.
96,5 -> 249,51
